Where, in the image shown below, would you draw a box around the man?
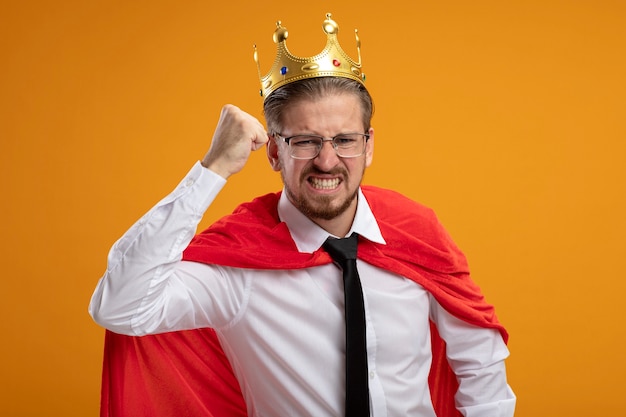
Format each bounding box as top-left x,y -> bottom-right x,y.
90,14 -> 516,417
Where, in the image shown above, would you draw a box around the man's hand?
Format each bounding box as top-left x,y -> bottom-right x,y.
201,104 -> 269,179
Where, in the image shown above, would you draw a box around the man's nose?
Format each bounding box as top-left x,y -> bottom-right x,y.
313,140 -> 340,169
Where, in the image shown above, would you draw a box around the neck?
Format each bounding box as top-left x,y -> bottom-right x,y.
312,205 -> 356,238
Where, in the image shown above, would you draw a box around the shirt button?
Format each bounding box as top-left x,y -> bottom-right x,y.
184,178 -> 195,187
369,371 -> 375,379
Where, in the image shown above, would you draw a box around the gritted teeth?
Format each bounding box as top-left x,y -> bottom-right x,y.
309,177 -> 340,189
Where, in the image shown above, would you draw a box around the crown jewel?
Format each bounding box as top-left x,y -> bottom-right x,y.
254,13 -> 365,101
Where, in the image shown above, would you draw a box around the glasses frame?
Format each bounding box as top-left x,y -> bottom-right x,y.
274,132 -> 371,160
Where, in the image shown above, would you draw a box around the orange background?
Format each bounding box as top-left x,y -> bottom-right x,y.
1,1 -> 625,416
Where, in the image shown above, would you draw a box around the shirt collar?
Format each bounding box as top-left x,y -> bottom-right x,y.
277,188 -> 387,253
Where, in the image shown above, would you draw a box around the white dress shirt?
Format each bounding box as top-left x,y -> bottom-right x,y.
89,161 -> 516,417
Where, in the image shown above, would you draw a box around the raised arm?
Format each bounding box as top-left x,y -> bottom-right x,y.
89,105 -> 267,335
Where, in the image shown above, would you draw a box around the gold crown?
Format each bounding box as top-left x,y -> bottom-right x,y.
254,13 -> 365,100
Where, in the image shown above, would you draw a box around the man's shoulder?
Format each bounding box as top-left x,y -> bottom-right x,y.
361,185 -> 436,218
231,191 -> 282,221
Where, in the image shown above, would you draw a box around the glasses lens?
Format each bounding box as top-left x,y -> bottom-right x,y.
289,136 -> 323,159
333,134 -> 366,157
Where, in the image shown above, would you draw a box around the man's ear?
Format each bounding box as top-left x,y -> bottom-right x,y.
365,127 -> 374,168
267,136 -> 281,171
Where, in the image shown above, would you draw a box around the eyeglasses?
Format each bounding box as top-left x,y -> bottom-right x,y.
274,132 -> 370,160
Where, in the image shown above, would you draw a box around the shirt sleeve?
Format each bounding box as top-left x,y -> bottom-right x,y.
429,295 -> 517,417
88,162 -> 248,336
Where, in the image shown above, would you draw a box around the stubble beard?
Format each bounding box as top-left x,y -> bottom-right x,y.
281,166 -> 362,221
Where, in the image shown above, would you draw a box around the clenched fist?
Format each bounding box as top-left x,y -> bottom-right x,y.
201,104 -> 268,179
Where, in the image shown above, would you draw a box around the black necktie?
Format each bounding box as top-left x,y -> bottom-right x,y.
323,233 -> 370,417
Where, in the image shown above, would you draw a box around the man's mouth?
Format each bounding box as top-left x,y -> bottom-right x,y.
309,177 -> 340,190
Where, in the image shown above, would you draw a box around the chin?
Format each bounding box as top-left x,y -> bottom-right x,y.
290,190 -> 357,221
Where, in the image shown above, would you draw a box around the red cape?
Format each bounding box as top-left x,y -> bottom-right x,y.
100,186 -> 507,417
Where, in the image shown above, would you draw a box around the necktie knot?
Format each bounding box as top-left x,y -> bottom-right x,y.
323,233 -> 358,264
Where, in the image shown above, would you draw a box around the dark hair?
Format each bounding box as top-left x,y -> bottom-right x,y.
263,77 -> 374,134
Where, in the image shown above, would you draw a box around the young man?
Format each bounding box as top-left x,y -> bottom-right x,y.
90,14 -> 515,417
